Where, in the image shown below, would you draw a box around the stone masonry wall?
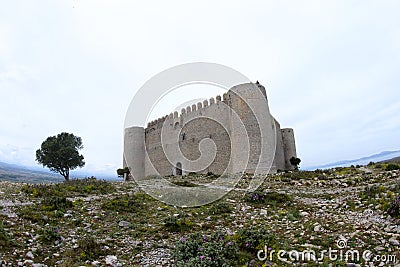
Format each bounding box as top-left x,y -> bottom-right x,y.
124,82 -> 296,179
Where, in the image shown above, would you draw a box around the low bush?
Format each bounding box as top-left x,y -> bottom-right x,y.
208,202 -> 232,215
245,190 -> 292,206
41,196 -> 73,211
360,185 -> 385,200
0,221 -> 12,249
279,171 -> 321,180
172,232 -> 238,266
102,193 -> 145,213
63,235 -> 106,262
286,208 -> 302,221
163,216 -> 191,232
206,172 -> 220,179
264,191 -> 293,205
245,189 -> 267,204
39,225 -> 62,244
77,236 -> 105,260
387,196 -> 400,218
234,226 -> 276,254
386,163 -> 400,171
172,180 -> 198,187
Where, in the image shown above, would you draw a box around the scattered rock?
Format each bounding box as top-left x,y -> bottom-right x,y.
118,221 -> 131,227
389,237 -> 399,246
314,224 -> 322,232
26,251 -> 34,259
105,255 -> 118,266
374,246 -> 385,251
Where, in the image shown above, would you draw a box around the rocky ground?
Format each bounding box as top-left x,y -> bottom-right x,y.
0,163 -> 399,267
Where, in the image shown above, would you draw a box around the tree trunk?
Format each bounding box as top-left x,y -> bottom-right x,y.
65,169 -> 70,182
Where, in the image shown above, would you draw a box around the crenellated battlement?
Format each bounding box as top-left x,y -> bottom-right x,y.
146,93 -> 229,129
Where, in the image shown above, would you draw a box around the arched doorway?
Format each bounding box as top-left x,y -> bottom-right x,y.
175,162 -> 182,176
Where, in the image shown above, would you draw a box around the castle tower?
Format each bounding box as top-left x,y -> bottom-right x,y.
124,126 -> 145,180
227,82 -> 276,174
281,128 -> 297,170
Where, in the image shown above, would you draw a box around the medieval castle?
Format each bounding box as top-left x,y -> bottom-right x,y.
123,82 -> 297,180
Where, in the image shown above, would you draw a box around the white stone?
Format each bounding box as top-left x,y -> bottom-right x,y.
374,246 -> 385,251
26,251 -> 34,259
300,211 -> 309,216
314,225 -> 322,232
118,221 -> 130,227
105,255 -> 118,266
389,237 -> 399,246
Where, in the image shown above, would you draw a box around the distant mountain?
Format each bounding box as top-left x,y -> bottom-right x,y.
0,161 -> 120,183
304,150 -> 400,170
0,162 -> 63,183
380,156 -> 400,164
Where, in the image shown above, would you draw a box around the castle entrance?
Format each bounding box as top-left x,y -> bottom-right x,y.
175,162 -> 182,176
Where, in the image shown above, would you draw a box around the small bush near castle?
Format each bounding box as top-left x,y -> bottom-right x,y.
387,196 -> 400,218
163,215 -> 192,232
172,232 -> 238,266
245,189 -> 292,206
208,201 -> 232,215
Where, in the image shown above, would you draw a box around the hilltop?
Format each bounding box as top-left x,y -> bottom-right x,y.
0,163 -> 399,266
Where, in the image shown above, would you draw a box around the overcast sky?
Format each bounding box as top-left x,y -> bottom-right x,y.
0,1 -> 399,175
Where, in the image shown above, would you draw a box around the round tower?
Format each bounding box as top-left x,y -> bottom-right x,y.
281,128 -> 297,170
124,126 -> 145,180
228,82 -> 276,174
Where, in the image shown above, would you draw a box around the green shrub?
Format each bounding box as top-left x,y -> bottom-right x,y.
0,221 -> 12,249
386,163 -> 400,171
172,180 -> 198,187
206,172 -> 220,178
234,226 -> 276,254
208,202 -> 232,215
77,236 -> 104,260
360,185 -> 384,200
245,189 -> 267,204
18,205 -> 45,223
279,171 -> 320,180
172,232 -> 238,266
287,208 -> 302,221
41,196 -> 73,211
264,191 -> 292,205
62,236 -> 106,262
387,196 -> 400,218
163,216 -> 191,232
39,225 -> 62,244
102,193 -> 144,213
245,190 -> 292,206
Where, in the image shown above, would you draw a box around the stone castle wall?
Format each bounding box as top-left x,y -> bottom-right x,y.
144,95 -> 232,177
124,82 -> 297,179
